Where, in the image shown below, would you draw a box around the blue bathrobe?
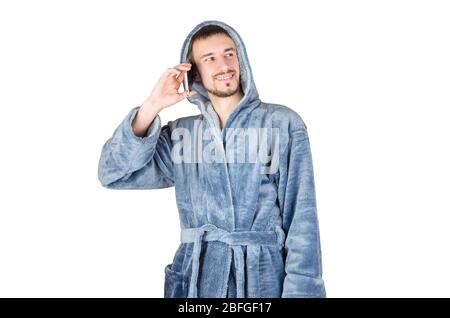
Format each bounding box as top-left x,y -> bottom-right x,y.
98,20 -> 326,298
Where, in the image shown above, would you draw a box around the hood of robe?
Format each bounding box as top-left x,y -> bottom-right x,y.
179,20 -> 261,129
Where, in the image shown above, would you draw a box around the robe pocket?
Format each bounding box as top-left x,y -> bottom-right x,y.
164,263 -> 188,298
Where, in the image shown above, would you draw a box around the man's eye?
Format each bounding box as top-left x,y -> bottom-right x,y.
225,53 -> 234,57
205,57 -> 214,62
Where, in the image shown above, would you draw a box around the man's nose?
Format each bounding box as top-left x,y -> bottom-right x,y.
216,57 -> 233,72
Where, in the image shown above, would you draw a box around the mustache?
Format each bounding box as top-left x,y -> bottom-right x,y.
213,69 -> 236,77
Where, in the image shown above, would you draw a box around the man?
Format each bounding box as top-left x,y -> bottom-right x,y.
98,20 -> 326,298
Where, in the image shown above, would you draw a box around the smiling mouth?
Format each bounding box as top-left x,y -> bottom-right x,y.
215,73 -> 234,81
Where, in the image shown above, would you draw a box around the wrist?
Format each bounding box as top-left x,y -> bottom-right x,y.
141,98 -> 163,113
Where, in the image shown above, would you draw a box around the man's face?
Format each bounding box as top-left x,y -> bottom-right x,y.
191,33 -> 241,98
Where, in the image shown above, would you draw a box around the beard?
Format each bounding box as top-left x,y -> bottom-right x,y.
205,84 -> 241,98
203,69 -> 241,98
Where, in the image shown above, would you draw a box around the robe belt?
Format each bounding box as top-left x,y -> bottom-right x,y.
180,223 -> 285,298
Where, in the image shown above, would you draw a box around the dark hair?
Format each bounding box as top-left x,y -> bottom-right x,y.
186,25 -> 231,64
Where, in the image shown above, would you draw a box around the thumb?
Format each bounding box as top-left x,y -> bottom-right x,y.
179,90 -> 197,100
187,89 -> 197,97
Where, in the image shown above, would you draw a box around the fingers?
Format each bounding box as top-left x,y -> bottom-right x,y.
174,63 -> 192,83
164,68 -> 180,78
174,63 -> 191,71
175,71 -> 186,84
164,63 -> 192,80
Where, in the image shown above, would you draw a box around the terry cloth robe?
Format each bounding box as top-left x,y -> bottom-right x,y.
98,20 -> 326,298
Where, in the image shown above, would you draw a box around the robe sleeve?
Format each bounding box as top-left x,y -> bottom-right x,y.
277,126 -> 326,298
98,106 -> 174,189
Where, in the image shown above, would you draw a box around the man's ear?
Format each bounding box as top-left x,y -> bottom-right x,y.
193,71 -> 201,82
191,64 -> 201,82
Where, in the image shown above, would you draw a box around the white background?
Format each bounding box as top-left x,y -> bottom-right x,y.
1,0 -> 449,297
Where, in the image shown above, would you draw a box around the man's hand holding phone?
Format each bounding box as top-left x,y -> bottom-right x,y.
132,62 -> 197,137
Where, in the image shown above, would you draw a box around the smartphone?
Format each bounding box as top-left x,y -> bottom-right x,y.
182,60 -> 191,94
183,70 -> 190,93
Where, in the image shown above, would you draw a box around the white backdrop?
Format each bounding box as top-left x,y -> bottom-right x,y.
1,0 -> 449,297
